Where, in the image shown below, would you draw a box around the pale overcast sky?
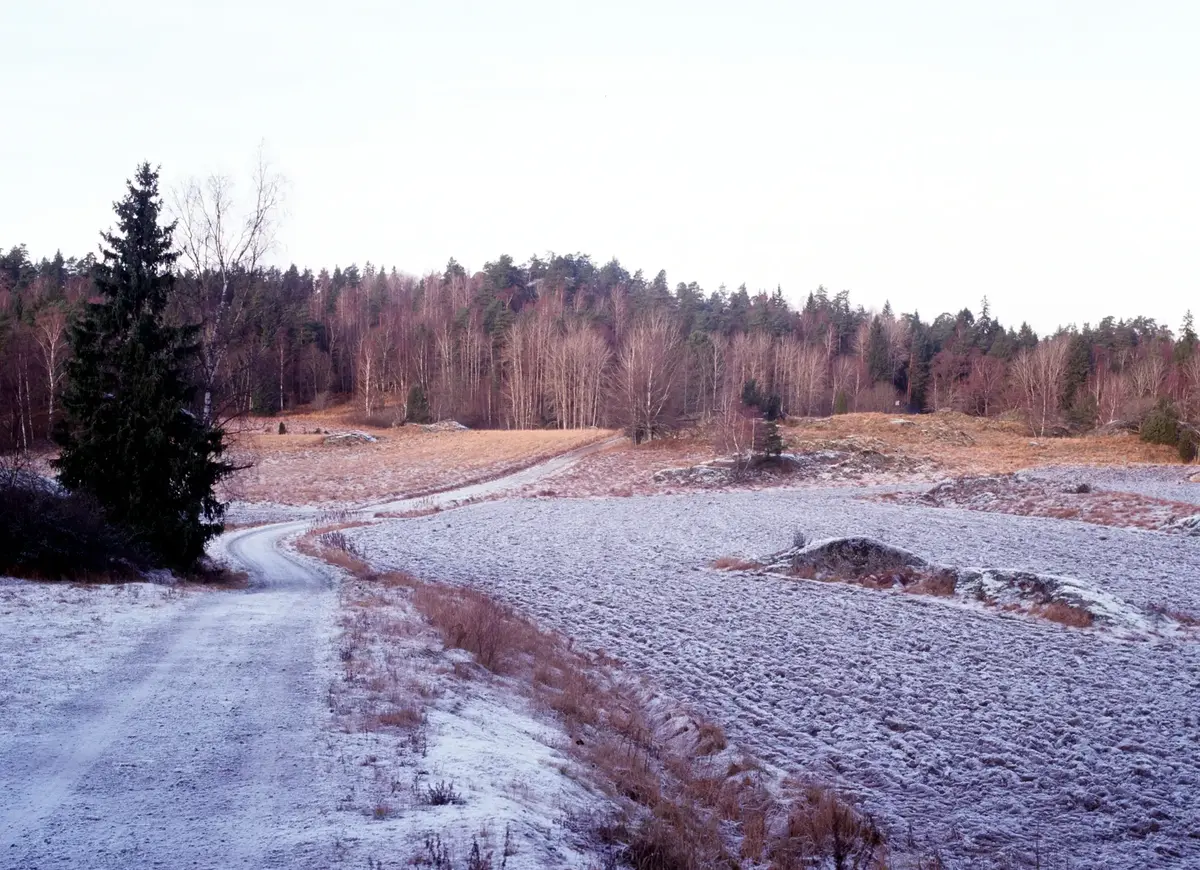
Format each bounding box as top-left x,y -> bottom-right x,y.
2,1 -> 1198,333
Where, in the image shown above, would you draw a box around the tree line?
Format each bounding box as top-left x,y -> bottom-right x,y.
3,228 -> 1198,451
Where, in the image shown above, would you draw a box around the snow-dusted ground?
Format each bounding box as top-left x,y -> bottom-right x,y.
0,443 -> 617,869
0,551 -> 346,868
326,573 -> 611,868
0,580 -> 193,749
1026,464 -> 1200,507
350,486 -> 1200,869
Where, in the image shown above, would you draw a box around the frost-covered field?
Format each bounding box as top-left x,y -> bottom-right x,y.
1026,465 -> 1200,507
0,579 -> 193,739
350,486 -> 1200,869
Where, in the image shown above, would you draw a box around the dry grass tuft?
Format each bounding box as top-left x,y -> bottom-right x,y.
412,585 -> 535,673
1033,601 -> 1095,628
904,571 -> 958,597
371,704 -> 426,729
772,784 -> 887,870
709,556 -> 763,571
1146,603 -> 1200,627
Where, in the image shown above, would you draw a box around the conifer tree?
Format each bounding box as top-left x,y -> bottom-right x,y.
406,383 -> 432,423
54,163 -> 231,568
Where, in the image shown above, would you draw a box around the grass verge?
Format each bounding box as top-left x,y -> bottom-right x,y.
300,526 -> 892,869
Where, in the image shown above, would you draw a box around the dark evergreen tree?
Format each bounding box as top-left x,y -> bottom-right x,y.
406,383 -> 432,423
1062,333 -> 1093,410
866,317 -> 890,384
53,163 -> 231,569
759,392 -> 784,458
1175,311 -> 1197,364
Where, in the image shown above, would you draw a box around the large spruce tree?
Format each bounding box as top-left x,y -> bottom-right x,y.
54,163 -> 230,568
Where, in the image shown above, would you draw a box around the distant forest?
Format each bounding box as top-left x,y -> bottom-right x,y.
2,241 -> 1198,451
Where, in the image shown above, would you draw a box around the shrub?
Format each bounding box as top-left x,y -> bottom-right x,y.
406,384 -> 432,424
412,585 -> 527,672
1140,401 -> 1180,446
351,410 -> 402,428
773,786 -> 884,870
1179,436 -> 1198,463
425,779 -> 465,806
278,421 -> 287,434
0,455 -> 143,579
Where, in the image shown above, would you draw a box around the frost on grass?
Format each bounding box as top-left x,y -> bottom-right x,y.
880,471 -> 1200,533
322,571 -> 610,869
0,578 -> 192,740
349,484 -> 1200,869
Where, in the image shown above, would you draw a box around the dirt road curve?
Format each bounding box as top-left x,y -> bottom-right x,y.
0,523 -> 338,868
0,438 -> 613,869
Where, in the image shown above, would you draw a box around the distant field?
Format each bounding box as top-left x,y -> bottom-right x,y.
510,411 -> 1184,499
221,420 -> 612,505
794,410 -> 1179,473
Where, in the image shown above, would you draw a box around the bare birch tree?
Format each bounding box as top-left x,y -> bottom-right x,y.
1181,352 -> 1200,423
1011,336 -> 1070,436
1129,350 -> 1167,398
172,147 -> 284,423
613,311 -> 682,441
34,305 -> 68,436
547,323 -> 611,429
775,337 -> 826,416
503,312 -> 553,428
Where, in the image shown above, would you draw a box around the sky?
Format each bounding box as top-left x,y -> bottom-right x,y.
2,0 -> 1198,333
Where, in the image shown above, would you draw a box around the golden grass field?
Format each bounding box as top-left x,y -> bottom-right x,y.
511,411 -> 1186,499
220,417 -> 612,505
792,410 -> 1180,473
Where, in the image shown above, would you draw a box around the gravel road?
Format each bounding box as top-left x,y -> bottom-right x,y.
0,523 -> 341,869
0,440 -> 615,869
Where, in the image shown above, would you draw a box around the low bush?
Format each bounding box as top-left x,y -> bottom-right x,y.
0,455 -> 143,580
773,785 -> 885,870
1140,401 -> 1180,447
1179,436 -> 1198,463
350,409 -> 403,429
424,779 -> 465,806
412,585 -> 531,673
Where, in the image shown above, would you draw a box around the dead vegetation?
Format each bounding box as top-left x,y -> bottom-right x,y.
508,411 -> 1178,500
1146,603 -> 1200,627
1030,601 -> 1095,629
299,527 -> 892,869
792,411 -> 1179,475
728,536 -> 1141,636
221,423 -> 610,505
710,556 -> 763,571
